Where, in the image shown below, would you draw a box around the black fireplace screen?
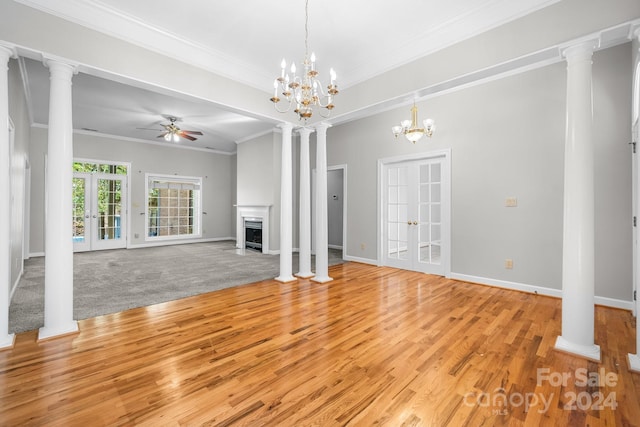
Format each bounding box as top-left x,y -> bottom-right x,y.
245,220 -> 262,250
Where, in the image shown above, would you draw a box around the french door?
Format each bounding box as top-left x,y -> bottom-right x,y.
73,172 -> 126,252
381,153 -> 450,275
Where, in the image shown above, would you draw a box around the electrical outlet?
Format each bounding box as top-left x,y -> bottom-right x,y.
505,197 -> 518,207
360,243 -> 366,250
505,259 -> 513,269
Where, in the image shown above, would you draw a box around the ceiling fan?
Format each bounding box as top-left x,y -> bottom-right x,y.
154,116 -> 203,142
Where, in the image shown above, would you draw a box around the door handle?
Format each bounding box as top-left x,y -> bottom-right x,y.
85,215 -> 89,219
413,221 -> 418,225
92,215 -> 97,218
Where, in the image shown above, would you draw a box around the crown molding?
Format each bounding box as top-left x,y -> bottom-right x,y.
340,0 -> 562,88
13,0 -> 272,92
14,0 -> 564,91
330,18 -> 640,127
30,122 -> 236,155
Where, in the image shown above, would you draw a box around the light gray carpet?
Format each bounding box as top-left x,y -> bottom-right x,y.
9,240 -> 343,334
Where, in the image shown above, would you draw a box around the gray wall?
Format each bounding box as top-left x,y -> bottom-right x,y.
8,58 -> 30,296
326,43 -> 632,302
28,127 -> 234,254
327,168 -> 344,248
237,130 -> 304,254
236,131 -> 281,252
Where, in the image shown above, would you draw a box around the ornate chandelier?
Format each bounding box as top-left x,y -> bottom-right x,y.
270,0 -> 338,121
392,103 -> 436,143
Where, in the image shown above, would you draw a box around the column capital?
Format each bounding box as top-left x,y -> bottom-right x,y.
314,122 -> 332,133
631,25 -> 640,42
0,42 -> 17,62
42,55 -> 79,76
297,127 -> 315,137
562,39 -> 599,62
277,122 -> 294,134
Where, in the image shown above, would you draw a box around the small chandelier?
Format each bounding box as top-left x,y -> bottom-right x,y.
392,103 -> 436,143
270,0 -> 338,121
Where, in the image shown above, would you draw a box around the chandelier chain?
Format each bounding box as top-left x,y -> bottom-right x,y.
304,0 -> 309,60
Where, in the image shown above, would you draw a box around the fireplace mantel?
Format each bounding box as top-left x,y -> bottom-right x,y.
235,205 -> 271,254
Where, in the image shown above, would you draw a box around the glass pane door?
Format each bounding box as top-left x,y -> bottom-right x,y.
92,175 -> 126,250
382,156 -> 447,275
73,173 -> 126,252
72,173 -> 91,252
96,177 -> 122,241
418,161 -> 442,266
387,165 -> 410,263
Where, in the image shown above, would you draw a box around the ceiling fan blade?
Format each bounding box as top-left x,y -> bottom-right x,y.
178,132 -> 197,141
157,132 -> 169,138
137,127 -> 163,131
182,130 -> 203,135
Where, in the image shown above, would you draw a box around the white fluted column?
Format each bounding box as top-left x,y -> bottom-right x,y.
554,41 -> 600,361
629,29 -> 640,373
313,122 -> 332,283
276,122 -> 296,283
39,58 -> 79,340
0,44 -> 16,350
297,127 -> 315,278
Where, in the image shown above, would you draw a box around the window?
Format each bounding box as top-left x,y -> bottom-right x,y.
146,174 -> 202,240
73,162 -> 128,175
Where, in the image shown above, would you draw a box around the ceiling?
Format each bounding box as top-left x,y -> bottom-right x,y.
16,0 -> 560,153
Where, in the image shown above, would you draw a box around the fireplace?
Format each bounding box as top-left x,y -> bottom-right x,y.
236,205 -> 270,254
245,219 -> 263,250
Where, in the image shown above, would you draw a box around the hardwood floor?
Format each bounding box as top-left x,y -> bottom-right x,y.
1,262 -> 638,426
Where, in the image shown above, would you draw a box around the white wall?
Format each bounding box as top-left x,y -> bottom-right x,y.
28,127 -> 234,253
326,43 -> 632,302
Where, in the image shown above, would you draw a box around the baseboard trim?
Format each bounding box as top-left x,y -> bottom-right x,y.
594,295 -> 635,311
9,267 -> 23,303
450,273 -> 634,311
343,254 -> 378,265
451,273 -> 562,298
127,236 -> 234,250
328,244 -> 343,250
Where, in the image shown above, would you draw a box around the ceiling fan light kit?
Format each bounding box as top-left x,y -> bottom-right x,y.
156,116 -> 203,142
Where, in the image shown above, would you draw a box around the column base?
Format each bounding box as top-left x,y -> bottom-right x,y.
312,276 -> 333,284
628,353 -> 640,373
0,333 -> 15,351
38,321 -> 79,341
296,271 -> 315,279
554,335 -> 601,362
275,275 -> 297,283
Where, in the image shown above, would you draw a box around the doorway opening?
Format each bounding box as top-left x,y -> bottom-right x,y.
312,165 -> 347,258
